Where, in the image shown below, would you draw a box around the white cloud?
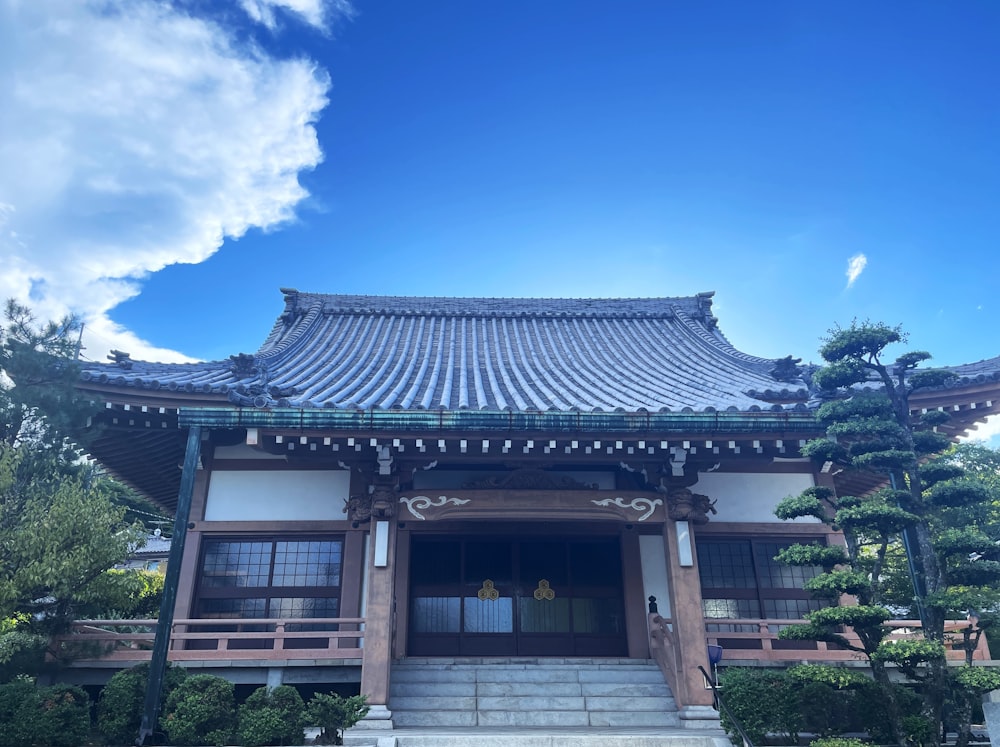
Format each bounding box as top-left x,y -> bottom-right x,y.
959,414 -> 1000,447
239,0 -> 353,31
0,0 -> 345,362
845,253 -> 868,288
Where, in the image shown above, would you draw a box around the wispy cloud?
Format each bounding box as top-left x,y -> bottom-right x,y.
0,0 -> 350,362
845,253 -> 868,288
239,0 -> 354,32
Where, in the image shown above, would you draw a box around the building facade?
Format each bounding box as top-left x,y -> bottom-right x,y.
71,291 -> 1000,728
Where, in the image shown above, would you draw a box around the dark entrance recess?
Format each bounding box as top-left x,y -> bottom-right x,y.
408,536 -> 627,657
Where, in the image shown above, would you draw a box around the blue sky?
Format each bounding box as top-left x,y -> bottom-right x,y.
2,2 -> 999,421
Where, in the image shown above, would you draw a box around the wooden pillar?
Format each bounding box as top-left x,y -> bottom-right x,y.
357,515 -> 397,728
662,517 -> 718,726
621,530 -> 650,658
392,526 -> 411,660
173,469 -> 208,620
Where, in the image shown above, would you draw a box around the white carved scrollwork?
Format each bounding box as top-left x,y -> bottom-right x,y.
399,495 -> 471,520
591,496 -> 663,521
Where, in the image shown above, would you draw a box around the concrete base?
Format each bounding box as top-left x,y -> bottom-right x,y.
350,704 -> 394,730
344,727 -> 728,747
678,706 -> 722,730
983,691 -> 1000,747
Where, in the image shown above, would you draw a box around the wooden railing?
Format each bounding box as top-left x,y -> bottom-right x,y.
51,618 -> 365,663
647,612 -> 684,703
705,618 -> 991,662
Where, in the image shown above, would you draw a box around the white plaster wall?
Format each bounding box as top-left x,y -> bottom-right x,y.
205,470 -> 350,521
639,534 -> 671,618
692,472 -> 818,523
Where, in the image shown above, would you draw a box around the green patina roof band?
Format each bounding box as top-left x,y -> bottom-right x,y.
179,407 -> 820,433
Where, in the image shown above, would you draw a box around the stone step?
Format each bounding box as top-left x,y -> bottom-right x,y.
388,658 -> 679,731
585,696 -> 675,711
391,681 -> 477,696
389,695 -> 477,711
589,711 -> 682,727
476,681 -> 583,696
582,682 -> 672,697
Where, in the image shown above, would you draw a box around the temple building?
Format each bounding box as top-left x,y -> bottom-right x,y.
69,290 -> 1000,731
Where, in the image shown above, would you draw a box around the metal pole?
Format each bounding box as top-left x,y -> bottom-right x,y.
136,425 -> 202,746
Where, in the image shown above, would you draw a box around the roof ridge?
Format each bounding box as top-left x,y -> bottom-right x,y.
277,288 -> 718,320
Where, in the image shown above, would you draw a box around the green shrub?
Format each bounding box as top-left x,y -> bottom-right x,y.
161,674 -> 236,746
718,668 -> 801,745
0,680 -> 91,747
305,692 -> 368,745
97,661 -> 188,745
238,685 -> 305,746
809,738 -> 869,747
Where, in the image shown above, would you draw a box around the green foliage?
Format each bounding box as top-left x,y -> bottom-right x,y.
895,351 -> 932,369
161,674 -> 236,747
0,680 -> 91,747
927,479 -> 994,509
0,300 -> 95,449
835,501 -> 918,534
817,392 -> 895,424
809,739 -> 870,747
305,692 -> 369,745
919,410 -> 952,428
0,444 -> 143,634
98,662 -> 188,745
786,664 -> 870,689
238,685 -> 305,747
932,528 -> 994,556
819,322 -> 904,364
872,639 -> 947,669
909,369 -> 958,391
827,417 -> 906,440
813,360 -> 871,390
717,668 -> 802,745
804,570 -> 872,600
774,543 -> 847,569
850,448 -> 916,472
0,624 -> 48,683
807,604 -> 890,629
774,492 -> 827,521
719,667 -> 930,745
919,461 -> 964,487
912,430 -> 952,456
800,438 -> 850,465
954,666 -> 1000,695
78,568 -> 165,619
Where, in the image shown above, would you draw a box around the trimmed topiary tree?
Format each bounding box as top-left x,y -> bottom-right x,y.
238,685 -> 305,746
161,674 -> 236,747
305,692 -> 368,745
97,661 -> 188,745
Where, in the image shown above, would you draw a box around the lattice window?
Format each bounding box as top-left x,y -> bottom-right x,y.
698,538 -> 824,620
195,537 -> 343,621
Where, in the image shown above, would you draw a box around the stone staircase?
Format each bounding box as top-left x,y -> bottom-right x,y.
388,657 -> 681,728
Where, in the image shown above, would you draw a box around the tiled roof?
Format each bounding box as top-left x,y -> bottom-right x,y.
80,290 -> 810,413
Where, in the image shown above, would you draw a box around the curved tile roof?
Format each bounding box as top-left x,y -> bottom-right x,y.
80,290 -> 810,413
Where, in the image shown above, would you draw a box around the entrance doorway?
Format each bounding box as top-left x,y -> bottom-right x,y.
408,535 -> 627,657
